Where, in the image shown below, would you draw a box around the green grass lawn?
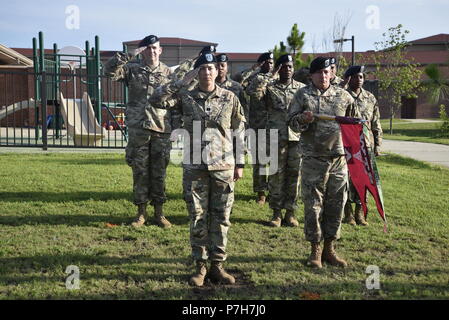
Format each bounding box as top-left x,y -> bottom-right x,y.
1,152 -> 448,300
381,119 -> 449,145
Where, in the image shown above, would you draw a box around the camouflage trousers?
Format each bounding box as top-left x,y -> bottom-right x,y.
346,177 -> 362,205
250,130 -> 268,193
183,167 -> 234,262
268,140 -> 301,211
125,128 -> 171,206
301,155 -> 348,243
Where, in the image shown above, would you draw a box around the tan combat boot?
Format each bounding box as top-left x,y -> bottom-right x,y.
322,239 -> 348,267
256,191 -> 266,206
342,203 -> 356,226
131,203 -> 147,228
209,261 -> 235,285
306,242 -> 323,268
284,210 -> 299,227
354,204 -> 368,226
189,260 -> 207,287
154,204 -> 172,228
268,210 -> 282,227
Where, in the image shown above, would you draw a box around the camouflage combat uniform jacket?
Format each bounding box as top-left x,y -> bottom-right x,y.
347,88 -> 383,152
288,84 -> 354,156
150,82 -> 246,171
246,73 -> 305,142
244,70 -> 269,130
331,75 -> 344,87
216,76 -> 248,121
103,52 -> 176,133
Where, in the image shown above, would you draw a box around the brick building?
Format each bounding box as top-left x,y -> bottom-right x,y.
4,33 -> 449,120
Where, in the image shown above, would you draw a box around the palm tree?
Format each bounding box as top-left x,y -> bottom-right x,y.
423,63 -> 449,105
423,63 -> 449,136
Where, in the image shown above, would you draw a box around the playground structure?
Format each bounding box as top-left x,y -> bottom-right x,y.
0,31 -> 128,148
59,92 -> 106,147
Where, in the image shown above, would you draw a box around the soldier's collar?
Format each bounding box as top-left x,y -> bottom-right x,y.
142,62 -> 161,72
193,85 -> 220,99
349,87 -> 366,99
310,83 -> 333,96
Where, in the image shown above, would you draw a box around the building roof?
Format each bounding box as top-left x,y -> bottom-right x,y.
409,34 -> 449,44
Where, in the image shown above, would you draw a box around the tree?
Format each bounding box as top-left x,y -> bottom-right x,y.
423,63 -> 449,106
372,24 -> 423,134
423,63 -> 449,136
272,23 -> 313,70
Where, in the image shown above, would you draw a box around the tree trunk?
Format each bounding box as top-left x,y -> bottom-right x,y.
389,110 -> 394,135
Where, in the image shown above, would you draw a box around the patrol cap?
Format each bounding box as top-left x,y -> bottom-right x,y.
138,35 -> 159,48
216,53 -> 228,62
200,45 -> 217,55
275,54 -> 293,68
257,52 -> 274,63
344,65 -> 365,78
194,52 -> 217,69
309,56 -> 331,74
330,57 -> 337,65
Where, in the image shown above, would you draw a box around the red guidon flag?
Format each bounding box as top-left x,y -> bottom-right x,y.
316,115 -> 387,230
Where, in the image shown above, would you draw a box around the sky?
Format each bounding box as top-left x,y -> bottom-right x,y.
1,0 -> 448,54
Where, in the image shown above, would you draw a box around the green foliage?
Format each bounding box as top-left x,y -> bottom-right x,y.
273,41 -> 288,61
438,105 -> 449,137
373,24 -> 423,133
424,64 -> 449,105
272,23 -> 312,69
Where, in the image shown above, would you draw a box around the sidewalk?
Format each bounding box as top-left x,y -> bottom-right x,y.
382,140 -> 449,168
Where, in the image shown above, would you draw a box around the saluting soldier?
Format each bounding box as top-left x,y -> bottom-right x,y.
246,54 -> 305,228
215,53 -> 248,121
342,65 -> 383,226
150,53 -> 246,287
242,52 -> 274,205
288,57 -> 354,269
104,35 -> 176,229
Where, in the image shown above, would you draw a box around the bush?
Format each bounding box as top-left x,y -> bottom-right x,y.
439,104 -> 449,137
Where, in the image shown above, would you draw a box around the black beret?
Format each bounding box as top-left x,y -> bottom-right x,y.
330,57 -> 337,65
216,53 -> 228,62
194,52 -> 217,69
275,54 -> 293,68
344,65 -> 365,78
257,52 -> 274,63
200,45 -> 217,55
309,56 -> 331,74
138,35 -> 159,48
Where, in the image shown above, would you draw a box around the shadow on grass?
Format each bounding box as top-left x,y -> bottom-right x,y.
0,212 -> 190,227
0,191 -> 184,203
0,214 -> 130,227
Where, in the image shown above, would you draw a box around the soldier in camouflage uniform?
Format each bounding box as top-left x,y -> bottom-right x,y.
104,35 -> 176,229
330,57 -> 344,86
150,53 -> 246,287
215,53 -> 248,120
246,54 -> 305,228
288,57 -> 354,269
242,52 -> 274,205
342,65 -> 383,226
